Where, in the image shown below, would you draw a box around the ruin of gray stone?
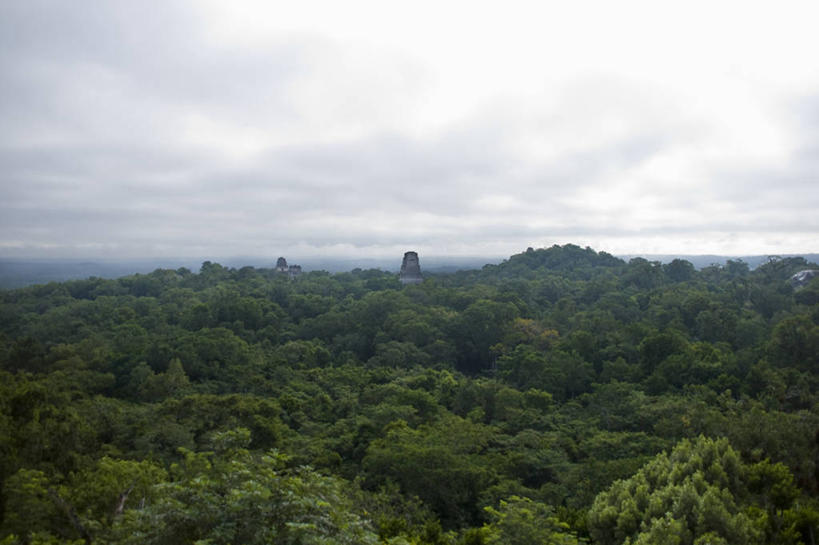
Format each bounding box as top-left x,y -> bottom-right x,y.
790,269 -> 819,288
399,251 -> 423,285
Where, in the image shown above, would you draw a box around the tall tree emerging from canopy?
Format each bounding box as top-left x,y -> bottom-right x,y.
587,436 -> 804,545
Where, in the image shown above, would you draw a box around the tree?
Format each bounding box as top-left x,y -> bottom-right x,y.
638,330 -> 689,375
588,436 -> 805,545
451,300 -> 519,373
768,315 -> 819,371
2,458 -> 166,544
137,358 -> 191,401
664,259 -> 695,283
482,496 -> 581,545
363,416 -> 498,527
111,429 -> 378,545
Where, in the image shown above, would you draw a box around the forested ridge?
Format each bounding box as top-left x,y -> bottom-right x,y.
1,244 -> 817,544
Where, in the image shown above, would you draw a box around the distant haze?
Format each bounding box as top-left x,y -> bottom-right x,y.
1,1 -> 818,259
3,252 -> 819,290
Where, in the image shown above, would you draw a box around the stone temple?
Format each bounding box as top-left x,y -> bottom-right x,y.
399,251 -> 423,285
791,269 -> 819,289
275,257 -> 302,279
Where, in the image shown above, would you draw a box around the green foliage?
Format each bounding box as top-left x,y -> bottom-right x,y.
587,436 -> 808,545
483,496 -> 582,544
1,246 -> 818,544
363,415 -> 498,527
111,429 -> 378,545
768,315 -> 819,371
2,458 -> 167,544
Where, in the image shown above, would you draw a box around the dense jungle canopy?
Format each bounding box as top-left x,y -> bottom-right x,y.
1,244 -> 817,544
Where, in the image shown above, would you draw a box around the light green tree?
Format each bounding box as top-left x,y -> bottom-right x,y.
483,496 -> 582,545
587,436 -> 805,545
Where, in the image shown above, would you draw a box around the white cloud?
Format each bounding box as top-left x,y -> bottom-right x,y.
1,0 -> 818,259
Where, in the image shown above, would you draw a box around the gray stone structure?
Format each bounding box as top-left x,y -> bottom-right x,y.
275,257 -> 302,278
399,251 -> 423,285
288,265 -> 302,278
790,269 -> 819,289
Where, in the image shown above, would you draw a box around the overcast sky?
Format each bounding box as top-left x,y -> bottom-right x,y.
1,1 -> 818,260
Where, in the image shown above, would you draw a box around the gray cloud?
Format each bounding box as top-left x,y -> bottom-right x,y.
1,2 -> 817,258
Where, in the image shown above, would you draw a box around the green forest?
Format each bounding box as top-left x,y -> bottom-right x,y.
1,244 -> 817,544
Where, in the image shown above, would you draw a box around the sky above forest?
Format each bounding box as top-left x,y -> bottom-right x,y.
1,1 -> 818,260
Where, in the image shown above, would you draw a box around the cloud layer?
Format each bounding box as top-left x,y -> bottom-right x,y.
1,1 -> 818,259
